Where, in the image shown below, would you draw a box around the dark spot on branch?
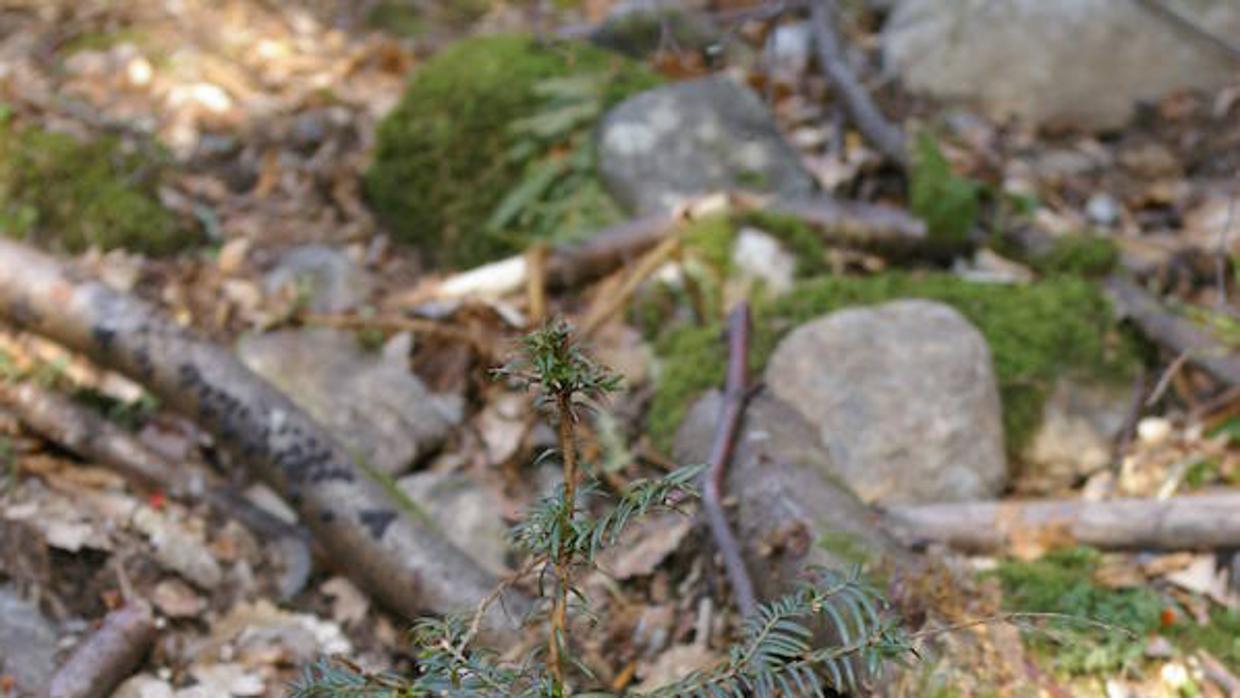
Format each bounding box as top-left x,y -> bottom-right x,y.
359,509 -> 397,539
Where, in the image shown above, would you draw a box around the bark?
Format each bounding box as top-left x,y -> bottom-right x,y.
0,239 -> 529,642
808,0 -> 908,164
701,303 -> 758,617
46,601 -> 156,698
0,380 -> 313,599
887,492 -> 1240,552
1106,275 -> 1240,388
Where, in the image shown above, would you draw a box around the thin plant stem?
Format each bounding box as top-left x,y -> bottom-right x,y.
549,391 -> 579,694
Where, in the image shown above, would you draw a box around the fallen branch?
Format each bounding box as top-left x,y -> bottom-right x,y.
1105,276 -> 1240,388
47,600 -> 156,698
808,0 -> 908,164
404,194 -> 928,306
887,491 -> 1240,552
0,380 -> 313,599
702,303 -> 758,617
0,239 -> 530,642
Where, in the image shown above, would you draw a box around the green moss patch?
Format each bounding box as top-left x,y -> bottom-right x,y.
649,274 -> 1140,452
0,122 -> 193,255
365,35 -> 662,268
990,547 -> 1165,674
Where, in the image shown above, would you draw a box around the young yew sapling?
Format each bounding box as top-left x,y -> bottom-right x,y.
291,320 -> 909,697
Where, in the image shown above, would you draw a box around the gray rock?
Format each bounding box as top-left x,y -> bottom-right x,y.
398,470 -> 510,576
674,392 -> 904,601
591,0 -> 718,58
764,299 -> 1007,504
264,245 -> 371,313
1022,378 -> 1131,483
238,328 -> 457,475
0,586 -> 58,695
597,76 -> 816,215
882,0 -> 1240,130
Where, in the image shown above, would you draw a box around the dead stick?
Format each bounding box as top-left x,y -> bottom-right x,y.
808,0 -> 908,165
46,600 -> 155,698
702,303 -> 758,617
0,380 -> 315,599
1105,276 -> 1240,388
0,239 -> 530,643
887,491 -> 1240,552
581,236 -> 681,338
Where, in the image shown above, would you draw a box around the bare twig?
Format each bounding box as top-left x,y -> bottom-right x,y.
702,302 -> 759,617
581,236 -> 682,338
525,243 -> 550,326
808,0 -> 908,164
47,601 -> 156,698
0,238 -> 530,643
1105,275 -> 1240,388
1133,0 -> 1240,63
1200,650 -> 1240,697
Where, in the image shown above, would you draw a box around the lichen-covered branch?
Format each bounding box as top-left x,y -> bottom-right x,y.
0,239 -> 530,642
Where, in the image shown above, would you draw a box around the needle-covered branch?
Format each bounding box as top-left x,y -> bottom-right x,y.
0,238 -> 530,642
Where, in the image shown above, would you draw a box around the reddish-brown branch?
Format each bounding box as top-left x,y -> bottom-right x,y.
702,302 -> 759,617
808,0 -> 908,165
47,601 -> 156,698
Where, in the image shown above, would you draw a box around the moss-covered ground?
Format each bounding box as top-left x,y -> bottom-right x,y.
365,34 -> 662,268
0,121 -> 193,255
991,546 -> 1240,677
648,270 -> 1142,453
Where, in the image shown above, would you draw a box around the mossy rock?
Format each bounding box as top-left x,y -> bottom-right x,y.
649,274 -> 1142,454
0,122 -> 193,255
365,35 -> 662,268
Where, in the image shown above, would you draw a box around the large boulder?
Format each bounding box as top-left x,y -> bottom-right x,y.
674,392 -> 904,601
764,299 -> 1007,504
597,76 -> 816,215
882,0 -> 1240,130
237,329 -> 459,475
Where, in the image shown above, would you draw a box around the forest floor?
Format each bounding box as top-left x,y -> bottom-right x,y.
2,1 -> 1240,697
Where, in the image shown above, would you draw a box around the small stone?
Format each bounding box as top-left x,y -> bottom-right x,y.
152,578 -> 205,618
598,76 -> 816,215
1023,378 -> 1131,483
264,245 -> 371,314
238,328 -> 458,475
0,586 -> 58,695
1137,416 -> 1173,445
732,228 -> 796,297
1086,193 -> 1122,226
397,470 -> 510,575
764,300 -> 1007,503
